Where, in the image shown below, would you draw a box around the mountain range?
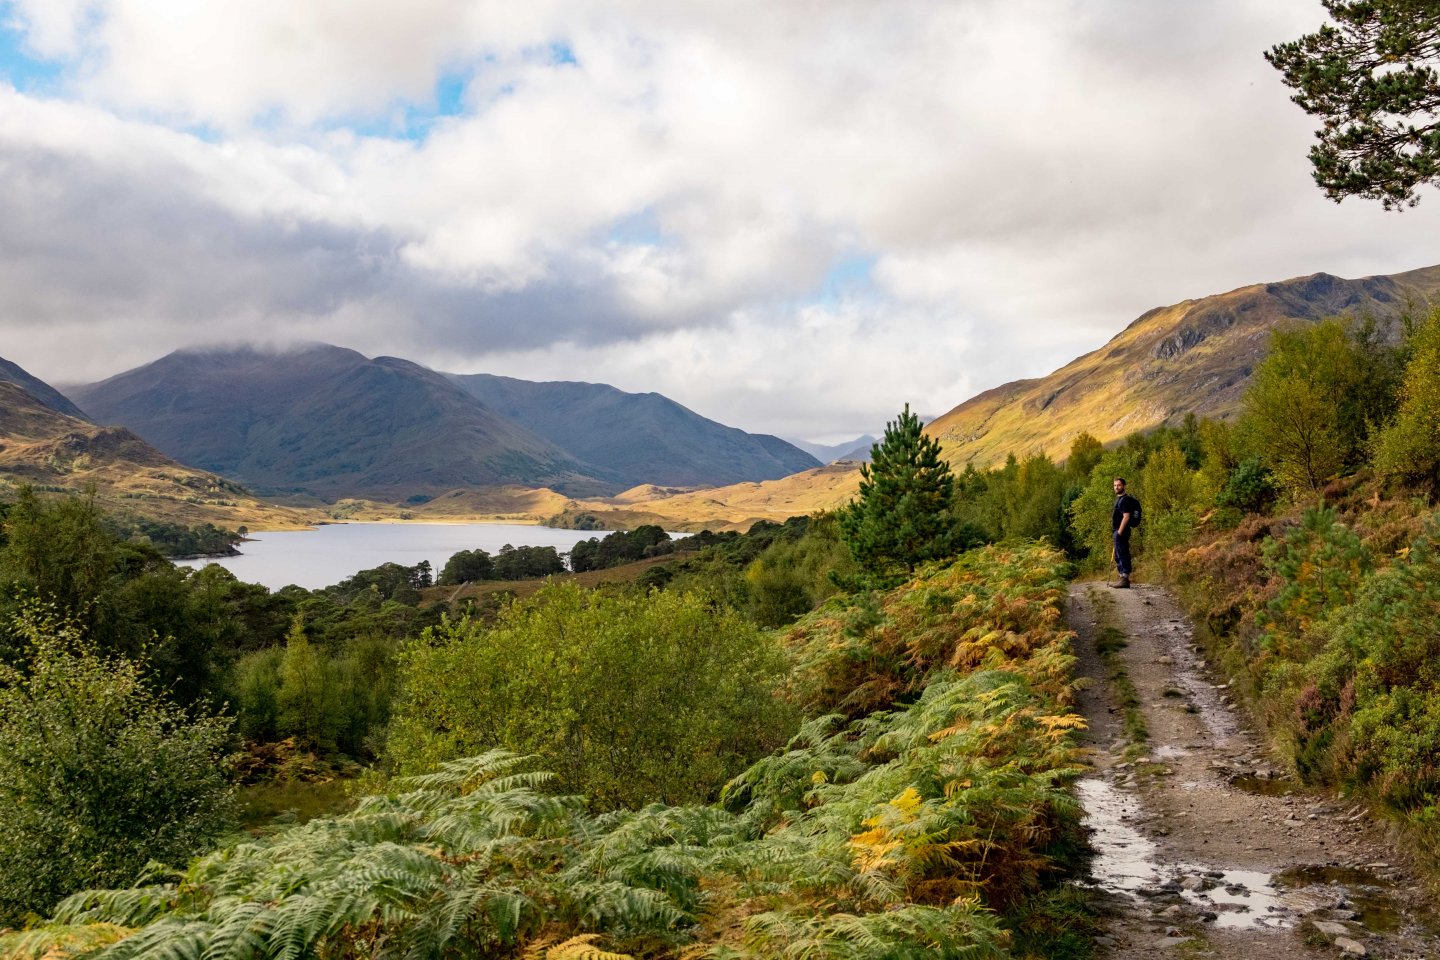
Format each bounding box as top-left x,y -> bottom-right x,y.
68,345 -> 604,499
66,345 -> 819,500
788,435 -> 877,463
7,262 -> 1437,532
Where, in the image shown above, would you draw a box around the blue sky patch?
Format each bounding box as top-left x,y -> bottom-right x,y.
605,208 -> 667,248
816,253 -> 879,303
0,10 -> 64,93
549,42 -> 578,67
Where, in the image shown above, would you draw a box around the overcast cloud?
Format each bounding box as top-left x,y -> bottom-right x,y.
1,0 -> 1437,442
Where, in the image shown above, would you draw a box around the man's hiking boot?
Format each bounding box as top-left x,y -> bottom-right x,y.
1111,575 -> 1130,589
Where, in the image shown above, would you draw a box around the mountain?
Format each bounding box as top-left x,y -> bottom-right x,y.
789,434 -> 876,463
926,265 -> 1440,468
0,356 -> 89,420
69,345 -> 610,499
0,378 -> 312,528
446,373 -> 820,487
833,438 -> 876,463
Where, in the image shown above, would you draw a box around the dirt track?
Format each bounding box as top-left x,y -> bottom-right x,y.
1066,580 -> 1440,959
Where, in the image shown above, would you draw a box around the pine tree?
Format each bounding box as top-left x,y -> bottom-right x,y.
1266,1 -> 1440,209
839,405 -> 957,576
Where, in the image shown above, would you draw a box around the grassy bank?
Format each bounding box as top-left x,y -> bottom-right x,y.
1165,477 -> 1440,853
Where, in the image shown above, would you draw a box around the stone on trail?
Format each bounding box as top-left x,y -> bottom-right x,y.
1334,936 -> 1368,957
1154,935 -> 1194,949
1311,920 -> 1350,939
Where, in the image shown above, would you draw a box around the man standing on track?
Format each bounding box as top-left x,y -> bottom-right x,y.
1111,477 -> 1140,588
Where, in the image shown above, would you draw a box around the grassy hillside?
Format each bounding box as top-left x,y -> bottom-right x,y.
926,264 -> 1440,468
0,381 -> 316,529
449,373 -> 820,487
70,345 -> 611,499
545,461 -> 865,530
539,265 -> 1440,532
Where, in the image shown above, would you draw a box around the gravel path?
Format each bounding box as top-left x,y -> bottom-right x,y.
1066,580 -> 1440,959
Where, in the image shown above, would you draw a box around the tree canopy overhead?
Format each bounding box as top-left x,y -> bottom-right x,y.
1267,1 -> 1440,209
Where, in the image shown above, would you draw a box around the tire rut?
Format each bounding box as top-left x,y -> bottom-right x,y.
1066,580 -> 1440,959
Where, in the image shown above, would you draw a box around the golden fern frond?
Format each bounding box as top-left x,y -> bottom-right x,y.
536,934 -> 635,959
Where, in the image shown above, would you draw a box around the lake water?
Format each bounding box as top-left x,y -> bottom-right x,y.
175,522 -> 609,591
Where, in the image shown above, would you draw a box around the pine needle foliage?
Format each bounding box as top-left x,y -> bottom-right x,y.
3,545 -> 1086,960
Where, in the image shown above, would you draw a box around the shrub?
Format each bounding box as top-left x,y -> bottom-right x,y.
7,545 -> 1085,960
386,584 -> 797,807
1217,456 -> 1280,514
0,606 -> 233,924
1372,307 -> 1440,496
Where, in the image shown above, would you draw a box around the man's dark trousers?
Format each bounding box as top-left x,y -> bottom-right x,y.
1114,531 -> 1132,578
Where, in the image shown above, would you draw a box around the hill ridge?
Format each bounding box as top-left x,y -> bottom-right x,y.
445,371 -> 820,488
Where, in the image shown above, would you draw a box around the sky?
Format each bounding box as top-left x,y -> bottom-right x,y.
1,1 -> 1437,444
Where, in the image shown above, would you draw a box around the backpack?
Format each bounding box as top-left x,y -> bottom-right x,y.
1129,497 -> 1142,528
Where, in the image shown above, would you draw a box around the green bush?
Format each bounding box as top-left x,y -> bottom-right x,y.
1217,456 -> 1280,514
1372,307 -> 1440,495
1311,523 -> 1440,808
227,626 -> 395,758
0,606 -> 233,923
386,583 -> 797,807
741,514 -> 856,627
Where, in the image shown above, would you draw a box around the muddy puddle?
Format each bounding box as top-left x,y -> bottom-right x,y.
1276,865 -> 1426,936
1230,773 -> 1300,797
1079,776 -> 1440,946
1081,778 -> 1327,930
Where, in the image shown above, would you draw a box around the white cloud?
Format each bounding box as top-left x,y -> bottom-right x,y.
1,0 -> 1438,440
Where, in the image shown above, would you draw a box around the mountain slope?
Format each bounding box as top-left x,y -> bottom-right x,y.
0,380 -> 313,528
926,264 -> 1440,468
70,345 -> 611,499
0,356 -> 89,420
446,373 -> 820,487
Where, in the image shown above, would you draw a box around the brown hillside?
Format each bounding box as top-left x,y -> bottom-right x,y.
926,265 -> 1440,468
0,381 -> 318,529
544,462 -> 864,531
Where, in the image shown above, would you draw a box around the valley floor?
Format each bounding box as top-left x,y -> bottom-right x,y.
1066,581 -> 1440,959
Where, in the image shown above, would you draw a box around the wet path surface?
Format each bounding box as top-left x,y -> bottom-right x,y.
1066,581 -> 1440,959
